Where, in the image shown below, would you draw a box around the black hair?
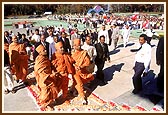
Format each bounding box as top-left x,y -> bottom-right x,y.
99,35 -> 105,40
139,34 -> 147,41
35,29 -> 39,32
22,34 -> 26,37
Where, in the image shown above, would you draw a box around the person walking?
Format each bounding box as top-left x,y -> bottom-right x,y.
34,44 -> 58,111
51,42 -> 75,102
111,24 -> 120,50
81,36 -> 97,73
71,39 -> 94,104
95,35 -> 110,84
122,24 -> 130,48
9,35 -> 29,85
131,34 -> 151,94
98,24 -> 109,45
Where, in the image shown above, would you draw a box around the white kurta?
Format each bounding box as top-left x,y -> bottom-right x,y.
122,27 -> 131,47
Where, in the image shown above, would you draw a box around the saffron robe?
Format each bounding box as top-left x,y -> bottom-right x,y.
71,50 -> 94,98
34,55 -> 59,107
9,43 -> 28,81
51,52 -> 75,98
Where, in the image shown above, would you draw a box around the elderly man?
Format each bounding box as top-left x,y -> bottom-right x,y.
51,41 -> 75,101
9,35 -> 29,84
71,39 -> 94,104
34,44 -> 59,110
81,36 -> 97,73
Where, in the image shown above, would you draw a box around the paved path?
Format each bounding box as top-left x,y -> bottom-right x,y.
3,37 -> 164,112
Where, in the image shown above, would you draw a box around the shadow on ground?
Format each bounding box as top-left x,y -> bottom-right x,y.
138,70 -> 164,107
116,43 -> 135,49
85,63 -> 124,98
109,49 -> 120,56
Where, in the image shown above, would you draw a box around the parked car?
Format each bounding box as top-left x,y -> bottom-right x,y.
28,15 -> 35,18
35,15 -> 42,18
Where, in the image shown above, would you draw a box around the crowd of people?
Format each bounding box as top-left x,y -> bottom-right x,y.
48,12 -> 164,31
3,13 -> 164,110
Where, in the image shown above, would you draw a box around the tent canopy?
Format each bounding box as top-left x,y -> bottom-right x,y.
87,5 -> 104,14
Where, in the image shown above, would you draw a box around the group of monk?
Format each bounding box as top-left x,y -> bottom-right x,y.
34,38 -> 94,110
5,28 -> 95,111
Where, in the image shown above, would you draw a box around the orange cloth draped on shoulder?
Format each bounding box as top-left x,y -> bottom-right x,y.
34,54 -> 59,107
4,43 -> 9,53
9,43 -> 28,81
71,50 -> 94,98
51,52 -> 75,98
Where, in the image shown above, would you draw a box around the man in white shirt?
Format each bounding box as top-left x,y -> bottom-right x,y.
132,34 -> 151,94
98,24 -> 109,45
31,29 -> 40,42
46,31 -> 54,44
122,24 -> 130,48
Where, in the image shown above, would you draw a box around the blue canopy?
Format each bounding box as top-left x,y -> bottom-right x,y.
87,5 -> 104,14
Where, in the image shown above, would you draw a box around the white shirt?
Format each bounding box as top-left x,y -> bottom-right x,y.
135,42 -> 151,72
122,27 -> 130,39
31,34 -> 40,42
81,42 -> 97,62
98,29 -> 109,44
46,36 -> 54,44
144,29 -> 153,37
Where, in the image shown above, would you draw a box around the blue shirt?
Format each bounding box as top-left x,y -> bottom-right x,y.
49,42 -> 56,60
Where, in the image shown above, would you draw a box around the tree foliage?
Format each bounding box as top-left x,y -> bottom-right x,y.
4,4 -> 164,16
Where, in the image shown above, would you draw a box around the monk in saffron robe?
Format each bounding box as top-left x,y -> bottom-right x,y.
34,44 -> 59,110
9,35 -> 29,84
71,39 -> 94,104
51,42 -> 75,101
